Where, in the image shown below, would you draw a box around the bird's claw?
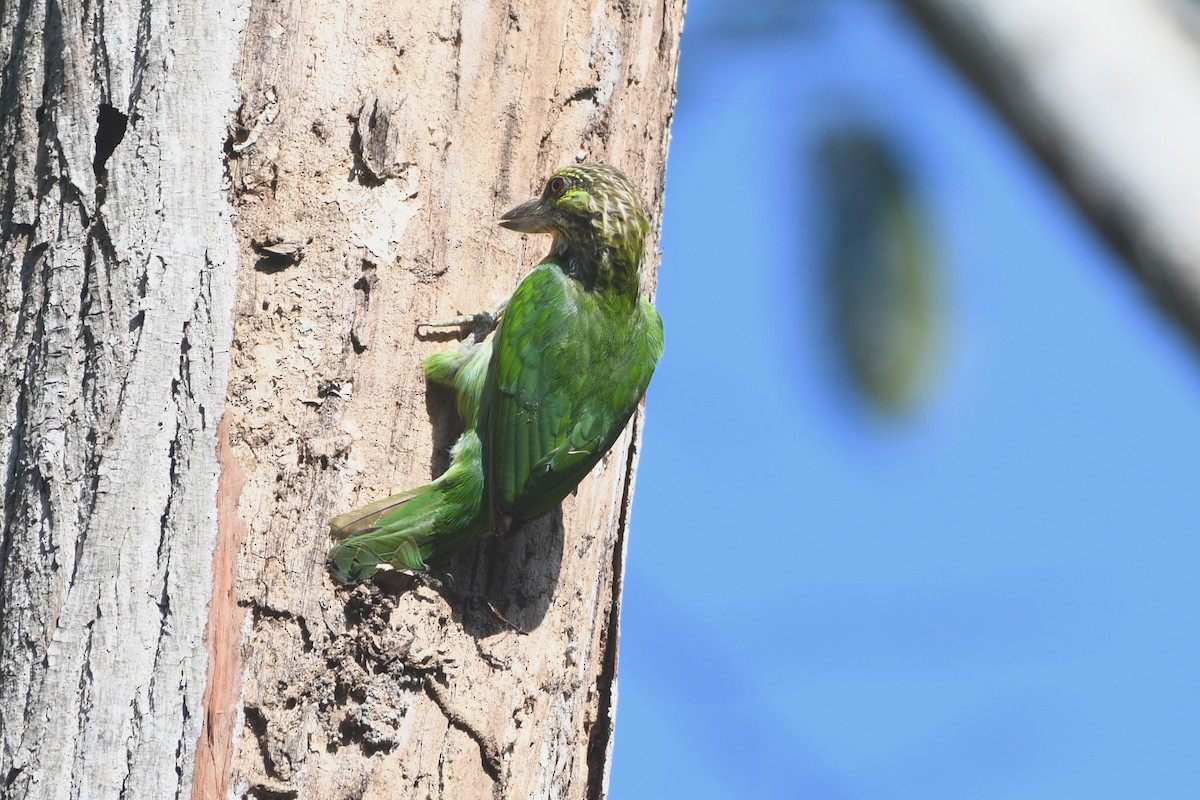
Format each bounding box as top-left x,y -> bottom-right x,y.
418,304 -> 505,342
418,311 -> 489,330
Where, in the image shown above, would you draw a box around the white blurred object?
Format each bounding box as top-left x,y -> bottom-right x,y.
903,0 -> 1200,341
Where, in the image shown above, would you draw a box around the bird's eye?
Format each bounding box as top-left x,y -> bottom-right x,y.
548,176 -> 567,197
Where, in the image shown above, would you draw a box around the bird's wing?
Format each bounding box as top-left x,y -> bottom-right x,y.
487,264 -> 659,521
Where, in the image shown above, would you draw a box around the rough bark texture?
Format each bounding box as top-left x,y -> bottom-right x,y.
900,0 -> 1200,349
203,1 -> 684,799
0,0 -> 247,798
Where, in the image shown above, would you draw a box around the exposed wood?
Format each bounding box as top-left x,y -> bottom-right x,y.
206,1 -> 685,798
899,0 -> 1200,349
0,0 -> 247,798
193,416 -> 251,800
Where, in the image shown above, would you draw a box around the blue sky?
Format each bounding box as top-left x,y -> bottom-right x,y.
611,2 -> 1200,798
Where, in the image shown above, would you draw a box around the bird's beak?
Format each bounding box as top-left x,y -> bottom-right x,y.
499,198 -> 552,233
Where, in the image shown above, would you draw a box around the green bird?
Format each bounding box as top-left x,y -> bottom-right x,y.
328,164 -> 664,582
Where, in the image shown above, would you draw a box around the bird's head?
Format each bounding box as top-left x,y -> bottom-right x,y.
499,164 -> 650,292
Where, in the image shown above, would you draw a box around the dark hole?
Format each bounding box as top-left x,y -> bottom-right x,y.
93,104 -> 129,177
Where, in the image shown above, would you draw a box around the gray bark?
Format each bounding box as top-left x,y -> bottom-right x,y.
0,0 -> 248,797
900,0 -> 1200,348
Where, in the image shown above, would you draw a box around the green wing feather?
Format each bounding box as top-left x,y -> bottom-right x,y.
488,264 -> 663,521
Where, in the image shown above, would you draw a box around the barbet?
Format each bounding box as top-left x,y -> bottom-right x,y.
329,164 -> 664,582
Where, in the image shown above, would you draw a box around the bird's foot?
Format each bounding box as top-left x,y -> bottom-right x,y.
417,298 -> 508,342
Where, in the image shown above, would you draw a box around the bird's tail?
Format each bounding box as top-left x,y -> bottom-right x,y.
328,431 -> 488,583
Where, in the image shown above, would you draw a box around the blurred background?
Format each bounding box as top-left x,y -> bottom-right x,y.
611,1 -> 1200,797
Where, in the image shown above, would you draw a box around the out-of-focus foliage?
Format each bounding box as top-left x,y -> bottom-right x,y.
814,130 -> 943,417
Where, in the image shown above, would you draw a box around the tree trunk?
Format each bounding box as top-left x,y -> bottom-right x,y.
0,0 -> 683,797
0,0 -> 247,795
899,0 -> 1200,350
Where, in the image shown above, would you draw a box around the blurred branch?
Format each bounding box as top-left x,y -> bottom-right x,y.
899,0 -> 1200,350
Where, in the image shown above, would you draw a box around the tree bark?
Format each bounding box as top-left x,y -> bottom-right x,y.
2,0 -> 682,799
0,0 -> 247,797
211,2 -> 683,797
899,0 -> 1200,350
